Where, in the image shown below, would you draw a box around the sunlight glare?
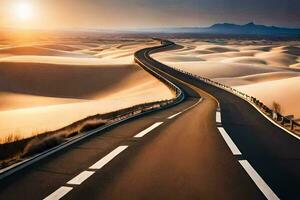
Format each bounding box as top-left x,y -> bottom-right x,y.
14,2 -> 34,20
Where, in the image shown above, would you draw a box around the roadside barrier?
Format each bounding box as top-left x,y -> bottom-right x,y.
0,39 -> 186,179
134,40 -> 185,109
167,64 -> 300,135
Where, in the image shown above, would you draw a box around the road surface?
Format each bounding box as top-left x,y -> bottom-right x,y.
0,40 -> 299,200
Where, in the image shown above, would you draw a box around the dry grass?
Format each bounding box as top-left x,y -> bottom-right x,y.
0,134 -> 22,144
23,135 -> 64,157
79,120 -> 107,133
0,99 -> 172,169
0,117 -> 109,166
21,119 -> 108,158
272,101 -> 282,113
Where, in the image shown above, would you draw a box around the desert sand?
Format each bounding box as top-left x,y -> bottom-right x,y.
0,38 -> 174,142
153,39 -> 300,119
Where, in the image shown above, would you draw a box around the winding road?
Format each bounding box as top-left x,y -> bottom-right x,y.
0,39 -> 299,200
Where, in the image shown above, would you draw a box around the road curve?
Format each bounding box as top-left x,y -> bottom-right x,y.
135,39 -> 300,199
0,39 -> 299,200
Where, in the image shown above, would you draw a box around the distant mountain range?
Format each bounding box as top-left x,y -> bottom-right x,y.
139,22 -> 300,36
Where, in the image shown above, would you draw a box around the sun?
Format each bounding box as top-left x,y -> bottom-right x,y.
14,2 -> 34,20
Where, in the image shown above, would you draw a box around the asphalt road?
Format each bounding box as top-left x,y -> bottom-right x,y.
0,40 -> 299,200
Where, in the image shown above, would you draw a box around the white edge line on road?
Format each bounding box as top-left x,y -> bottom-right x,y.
89,146 -> 128,170
217,127 -> 242,155
134,122 -> 163,138
168,112 -> 182,119
168,98 -> 203,120
43,186 -> 73,200
239,160 -> 280,200
216,111 -> 221,123
201,71 -> 300,141
182,98 -> 203,113
248,101 -> 300,141
67,170 -> 95,185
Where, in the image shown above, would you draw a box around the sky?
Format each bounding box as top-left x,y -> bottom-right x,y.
0,0 -> 300,30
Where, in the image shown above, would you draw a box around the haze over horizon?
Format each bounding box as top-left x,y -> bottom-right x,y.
0,0 -> 300,30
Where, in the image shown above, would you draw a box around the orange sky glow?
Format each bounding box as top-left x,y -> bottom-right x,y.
0,0 -> 299,30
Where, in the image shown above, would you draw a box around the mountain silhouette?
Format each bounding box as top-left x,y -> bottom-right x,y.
142,22 -> 300,36
207,22 -> 300,35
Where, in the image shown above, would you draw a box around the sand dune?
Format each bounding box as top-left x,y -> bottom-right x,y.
206,50 -> 258,58
0,92 -> 82,111
37,44 -> 81,51
154,39 -> 300,119
291,63 -> 300,68
221,56 -> 268,65
0,46 -> 88,57
0,56 -> 110,65
0,41 -> 156,65
235,77 -> 300,118
0,39 -> 173,141
239,45 -> 274,52
1,37 -> 299,140
0,62 -> 150,99
214,72 -> 300,86
159,61 -> 284,79
0,76 -> 172,140
256,51 -> 298,67
205,46 -> 239,53
276,46 -> 300,56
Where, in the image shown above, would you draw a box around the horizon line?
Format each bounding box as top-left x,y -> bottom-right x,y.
1,22 -> 300,33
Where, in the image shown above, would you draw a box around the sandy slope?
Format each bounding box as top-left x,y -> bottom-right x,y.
0,39 -> 174,141
154,39 -> 300,119
0,62 -> 159,100
0,45 -> 88,57
235,77 -> 300,118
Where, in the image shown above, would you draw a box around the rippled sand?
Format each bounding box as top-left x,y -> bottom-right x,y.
154,39 -> 300,119
0,38 -> 174,141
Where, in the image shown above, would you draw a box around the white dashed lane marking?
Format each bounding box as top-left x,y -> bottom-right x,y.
134,122 -> 163,138
239,160 -> 280,200
89,146 -> 128,170
218,127 -> 242,156
67,171 -> 95,185
216,111 -> 221,123
216,110 -> 279,199
43,186 -> 73,200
